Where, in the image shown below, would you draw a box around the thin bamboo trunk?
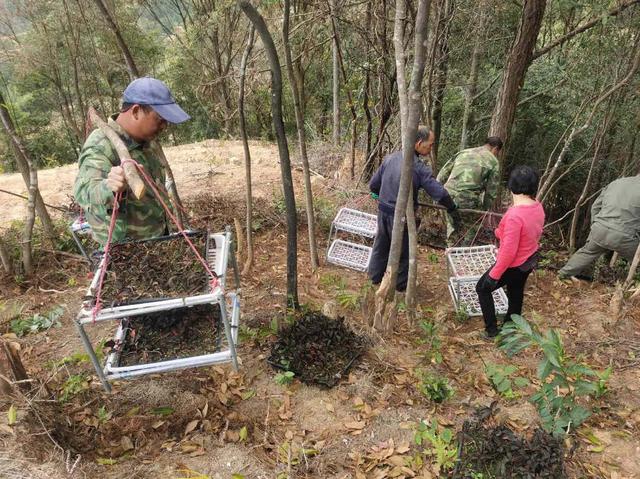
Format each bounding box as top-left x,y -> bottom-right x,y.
331,0 -> 340,146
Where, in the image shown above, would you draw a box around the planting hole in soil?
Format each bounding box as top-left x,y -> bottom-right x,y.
117,303 -> 221,366
99,232 -> 208,305
269,312 -> 368,387
452,405 -> 565,478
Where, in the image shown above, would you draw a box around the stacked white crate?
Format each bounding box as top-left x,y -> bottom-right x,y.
74,230 -> 240,392
445,245 -> 508,316
326,208 -> 377,272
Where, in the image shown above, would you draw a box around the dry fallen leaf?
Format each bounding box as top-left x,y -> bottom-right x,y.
325,403 -> 335,413
184,420 -> 199,436
120,436 -> 134,452
344,421 -> 366,430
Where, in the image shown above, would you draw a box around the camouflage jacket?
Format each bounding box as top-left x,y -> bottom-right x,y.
73,115 -> 169,247
436,146 -> 499,209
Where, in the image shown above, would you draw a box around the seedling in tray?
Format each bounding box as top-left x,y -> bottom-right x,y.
97,232 -> 209,305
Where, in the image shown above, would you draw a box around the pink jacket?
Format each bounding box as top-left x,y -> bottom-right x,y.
490,202 -> 545,279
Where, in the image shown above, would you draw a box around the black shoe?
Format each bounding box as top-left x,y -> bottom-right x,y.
485,328 -> 500,338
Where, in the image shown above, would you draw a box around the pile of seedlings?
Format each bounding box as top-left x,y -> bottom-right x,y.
451,405 -> 565,478
99,232 -> 208,305
269,312 -> 368,387
118,304 -> 220,366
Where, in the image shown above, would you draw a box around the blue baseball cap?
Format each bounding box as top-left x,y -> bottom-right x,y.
123,77 -> 190,124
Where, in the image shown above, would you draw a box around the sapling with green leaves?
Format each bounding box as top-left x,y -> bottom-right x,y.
498,315 -> 612,437
414,419 -> 457,474
484,362 -> 529,399
415,369 -> 454,403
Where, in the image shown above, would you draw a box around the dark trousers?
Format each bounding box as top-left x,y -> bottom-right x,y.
368,211 -> 410,292
476,267 -> 532,333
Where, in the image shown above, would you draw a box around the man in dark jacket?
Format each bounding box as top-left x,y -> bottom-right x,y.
368,126 -> 458,291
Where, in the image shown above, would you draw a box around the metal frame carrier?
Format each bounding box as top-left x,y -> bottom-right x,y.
75,229 -> 240,392
445,245 -> 508,316
326,207 -> 377,272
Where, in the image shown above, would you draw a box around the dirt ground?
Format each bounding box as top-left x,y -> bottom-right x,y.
1,140 -> 639,479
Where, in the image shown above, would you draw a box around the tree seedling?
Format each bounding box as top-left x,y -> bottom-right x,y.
414,419 -> 457,474
415,369 -> 454,403
484,362 -> 529,399
11,305 -> 64,337
499,315 -> 612,437
275,371 -> 295,385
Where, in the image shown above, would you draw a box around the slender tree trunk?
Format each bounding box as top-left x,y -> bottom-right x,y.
405,191 -> 418,326
22,158 -> 37,275
430,0 -> 454,165
92,0 -> 140,80
283,0 -> 319,270
0,237 -> 12,275
0,93 -> 55,241
331,0 -> 340,146
239,1 -> 298,309
488,0 -> 547,148
363,1 -> 373,160
568,110 -> 611,251
460,0 -> 488,150
374,0 -> 432,332
239,25 -> 256,275
330,12 -> 358,179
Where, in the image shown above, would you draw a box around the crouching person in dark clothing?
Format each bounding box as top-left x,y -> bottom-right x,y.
475,166 -> 545,338
368,126 -> 458,291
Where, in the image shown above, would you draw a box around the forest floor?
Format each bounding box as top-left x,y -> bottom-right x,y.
0,139 -> 639,479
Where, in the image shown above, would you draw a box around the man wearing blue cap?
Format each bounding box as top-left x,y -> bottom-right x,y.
74,77 -> 190,246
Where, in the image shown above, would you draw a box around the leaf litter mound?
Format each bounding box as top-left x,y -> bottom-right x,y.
99,232 -> 208,305
452,404 -> 565,478
269,312 -> 368,387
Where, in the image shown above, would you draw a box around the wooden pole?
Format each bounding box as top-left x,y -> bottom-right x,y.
87,108 -> 146,200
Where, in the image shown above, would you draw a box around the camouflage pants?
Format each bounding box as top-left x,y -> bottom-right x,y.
445,212 -> 482,247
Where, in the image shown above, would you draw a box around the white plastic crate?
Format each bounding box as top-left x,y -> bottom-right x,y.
327,239 -> 372,272
448,277 -> 508,317
446,245 -> 497,279
331,208 -> 377,238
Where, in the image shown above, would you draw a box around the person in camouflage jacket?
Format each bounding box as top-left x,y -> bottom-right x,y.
436,137 -> 502,246
74,77 -> 190,247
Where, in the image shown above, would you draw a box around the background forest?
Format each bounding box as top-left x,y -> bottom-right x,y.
0,0 -> 639,244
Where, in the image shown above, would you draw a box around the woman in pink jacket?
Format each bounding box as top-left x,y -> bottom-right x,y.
475,166 -> 545,337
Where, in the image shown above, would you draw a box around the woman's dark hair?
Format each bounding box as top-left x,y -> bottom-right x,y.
508,165 -> 539,197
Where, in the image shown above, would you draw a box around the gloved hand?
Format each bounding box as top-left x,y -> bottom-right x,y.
477,274 -> 499,291
370,192 -> 379,200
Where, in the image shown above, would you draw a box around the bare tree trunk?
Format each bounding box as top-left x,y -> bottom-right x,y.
21,158 -> 37,275
239,25 -> 256,276
239,0 -> 299,309
92,0 -> 140,80
374,0 -> 432,332
405,191 -> 418,326
430,0 -> 454,165
0,236 -> 12,275
610,242 -> 640,320
283,0 -> 319,270
331,0 -> 340,146
0,93 -> 55,242
488,0 -> 546,148
460,0 -> 488,150
568,109 -> 612,251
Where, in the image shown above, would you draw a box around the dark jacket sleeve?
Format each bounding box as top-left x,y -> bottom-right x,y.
369,161 -> 385,195
416,162 -> 456,211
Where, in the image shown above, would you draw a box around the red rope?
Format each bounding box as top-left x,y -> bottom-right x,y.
92,191 -> 123,320
91,158 -> 221,320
